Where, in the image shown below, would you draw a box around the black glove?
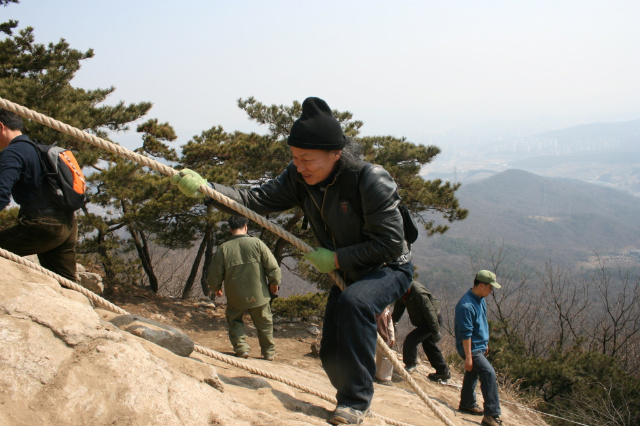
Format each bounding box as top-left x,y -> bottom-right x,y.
432,331 -> 442,343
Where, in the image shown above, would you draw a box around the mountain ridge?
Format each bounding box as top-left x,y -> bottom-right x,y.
411,168 -> 640,293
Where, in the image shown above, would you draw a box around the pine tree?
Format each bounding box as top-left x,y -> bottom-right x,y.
1,9 -> 156,289
0,20 -> 152,166
179,97 -> 468,292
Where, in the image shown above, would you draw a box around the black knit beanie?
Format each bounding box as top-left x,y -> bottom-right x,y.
287,97 -> 346,150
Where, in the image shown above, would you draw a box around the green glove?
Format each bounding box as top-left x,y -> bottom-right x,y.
170,169 -> 207,198
303,247 -> 337,273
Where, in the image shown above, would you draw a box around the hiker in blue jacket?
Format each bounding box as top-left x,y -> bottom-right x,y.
455,270 -> 504,426
0,109 -> 78,281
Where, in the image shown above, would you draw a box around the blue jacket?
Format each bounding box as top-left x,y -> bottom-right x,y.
454,289 -> 489,357
0,135 -> 49,212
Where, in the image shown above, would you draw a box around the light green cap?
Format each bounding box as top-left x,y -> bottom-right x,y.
475,270 -> 501,288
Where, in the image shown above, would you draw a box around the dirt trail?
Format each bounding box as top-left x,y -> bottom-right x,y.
110,289 -> 549,426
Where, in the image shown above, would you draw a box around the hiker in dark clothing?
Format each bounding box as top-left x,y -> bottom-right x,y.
0,109 -> 77,282
171,97 -> 413,425
392,280 -> 451,381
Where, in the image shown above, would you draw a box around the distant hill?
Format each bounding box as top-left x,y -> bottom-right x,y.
534,119 -> 640,151
411,169 -> 640,292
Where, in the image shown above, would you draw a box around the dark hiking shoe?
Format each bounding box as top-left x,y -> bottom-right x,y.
404,364 -> 417,374
428,370 -> 452,382
459,404 -> 484,415
374,377 -> 393,386
235,352 -> 249,359
481,415 -> 503,426
263,353 -> 276,361
328,405 -> 370,425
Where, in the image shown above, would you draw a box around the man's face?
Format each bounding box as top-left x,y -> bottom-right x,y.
478,282 -> 494,298
290,146 -> 342,185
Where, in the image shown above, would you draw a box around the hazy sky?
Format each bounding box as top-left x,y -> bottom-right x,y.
4,0 -> 640,148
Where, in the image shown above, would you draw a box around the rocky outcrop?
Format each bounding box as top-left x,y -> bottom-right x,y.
75,263 -> 104,294
0,256 -> 551,426
0,257 -> 239,426
109,314 -> 195,357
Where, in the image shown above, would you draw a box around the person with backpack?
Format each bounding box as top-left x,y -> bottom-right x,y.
392,280 -> 451,382
0,109 -> 78,282
171,97 -> 414,425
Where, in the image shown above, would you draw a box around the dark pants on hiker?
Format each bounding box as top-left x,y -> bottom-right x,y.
403,316 -> 449,375
0,210 -> 77,282
461,350 -> 501,417
320,262 -> 413,411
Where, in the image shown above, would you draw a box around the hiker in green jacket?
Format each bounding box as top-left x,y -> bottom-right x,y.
209,216 -> 281,361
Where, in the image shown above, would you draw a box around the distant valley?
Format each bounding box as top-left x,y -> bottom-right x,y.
423,118 -> 640,197
411,168 -> 640,295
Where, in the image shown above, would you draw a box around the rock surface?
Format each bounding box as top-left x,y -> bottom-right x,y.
0,256 -> 550,426
109,314 -> 195,357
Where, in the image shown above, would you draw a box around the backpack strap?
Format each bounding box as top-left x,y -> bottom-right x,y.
13,137 -> 49,173
340,162 -> 419,245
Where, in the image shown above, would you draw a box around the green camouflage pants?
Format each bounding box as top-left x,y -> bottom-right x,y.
225,302 -> 275,357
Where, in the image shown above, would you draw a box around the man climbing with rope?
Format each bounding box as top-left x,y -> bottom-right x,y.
0,109 -> 78,282
171,97 -> 414,425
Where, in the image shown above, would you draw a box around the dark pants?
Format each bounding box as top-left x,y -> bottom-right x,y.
320,262 -> 413,411
0,212 -> 77,282
403,316 -> 449,375
461,351 -> 501,417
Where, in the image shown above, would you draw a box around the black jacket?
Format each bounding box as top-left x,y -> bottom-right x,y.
392,281 -> 440,334
0,135 -> 49,212
208,160 -> 410,283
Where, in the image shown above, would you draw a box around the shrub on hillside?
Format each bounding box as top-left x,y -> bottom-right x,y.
272,292 -> 327,320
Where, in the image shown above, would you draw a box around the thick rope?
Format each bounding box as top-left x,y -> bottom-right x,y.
377,334 -> 455,426
0,247 -> 129,315
194,344 -> 416,426
0,96 -> 455,426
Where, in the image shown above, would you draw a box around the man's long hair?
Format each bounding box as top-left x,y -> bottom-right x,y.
338,138 -> 364,170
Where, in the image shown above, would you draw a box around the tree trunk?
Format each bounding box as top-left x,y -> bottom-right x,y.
128,225 -> 159,293
182,224 -> 212,299
200,226 -> 215,298
95,228 -> 117,284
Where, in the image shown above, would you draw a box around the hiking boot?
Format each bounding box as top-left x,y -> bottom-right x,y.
328,405 -> 370,425
481,415 -> 503,426
459,404 -> 484,415
235,352 -> 249,359
427,370 -> 451,382
404,364 -> 417,374
263,353 -> 275,361
374,377 -> 393,386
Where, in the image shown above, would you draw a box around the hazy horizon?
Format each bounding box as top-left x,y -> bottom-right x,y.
5,1 -> 640,150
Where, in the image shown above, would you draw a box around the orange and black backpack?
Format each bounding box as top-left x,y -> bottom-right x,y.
24,139 -> 87,212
